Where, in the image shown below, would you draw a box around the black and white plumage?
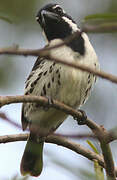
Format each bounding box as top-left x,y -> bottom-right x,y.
20,3 -> 99,177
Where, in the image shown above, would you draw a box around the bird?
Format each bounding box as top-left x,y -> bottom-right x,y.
20,3 -> 99,177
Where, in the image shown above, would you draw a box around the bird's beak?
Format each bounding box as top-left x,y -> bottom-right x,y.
36,10 -> 59,28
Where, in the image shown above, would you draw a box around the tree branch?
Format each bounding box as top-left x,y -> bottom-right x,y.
0,21 -> 117,178
0,133 -> 104,167
85,120 -> 116,179
0,95 -> 90,120
0,95 -> 116,143
100,142 -> 116,180
0,133 -> 117,177
82,22 -> 117,33
0,33 -> 117,85
99,128 -> 116,179
0,95 -> 117,178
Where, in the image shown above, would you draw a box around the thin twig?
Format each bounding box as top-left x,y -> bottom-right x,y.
0,112 -> 22,129
0,95 -> 117,177
0,112 -> 96,139
100,142 -> 116,180
0,95 -> 116,143
83,22 -> 117,33
0,35 -> 117,85
0,133 -> 104,166
1,111 -> 117,143
85,119 -> 116,179
0,95 -> 90,120
0,133 -> 117,177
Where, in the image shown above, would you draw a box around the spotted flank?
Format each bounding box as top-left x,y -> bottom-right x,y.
21,3 -> 100,177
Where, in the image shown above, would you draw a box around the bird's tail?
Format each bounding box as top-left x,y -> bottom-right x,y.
20,133 -> 44,177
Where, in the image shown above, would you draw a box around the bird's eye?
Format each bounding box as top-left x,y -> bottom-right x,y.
54,7 -> 63,14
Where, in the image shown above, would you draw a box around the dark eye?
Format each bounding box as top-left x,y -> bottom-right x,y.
55,7 -> 63,14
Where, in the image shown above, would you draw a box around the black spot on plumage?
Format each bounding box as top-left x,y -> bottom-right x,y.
32,73 -> 42,82
29,88 -> 34,93
38,72 -> 43,77
88,74 -> 90,79
25,91 -> 29,95
49,65 -> 53,73
85,89 -> 89,97
88,78 -> 91,84
50,65 -> 53,69
49,68 -> 53,73
25,81 -> 30,89
43,71 -> 48,76
87,74 -> 91,84
53,62 -> 56,66
30,79 -> 38,88
47,82 -> 51,88
34,79 -> 38,85
30,83 -> 33,88
56,69 -> 59,74
82,99 -> 85,104
58,80 -> 61,85
37,76 -> 41,81
52,76 -> 54,82
85,86 -> 92,98
43,84 -> 46,95
32,64 -> 39,71
26,73 -> 33,82
41,60 -> 46,65
39,65 -> 44,69
32,58 -> 44,71
58,73 -> 60,79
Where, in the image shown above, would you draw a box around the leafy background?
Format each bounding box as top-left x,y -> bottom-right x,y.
0,0 -> 117,179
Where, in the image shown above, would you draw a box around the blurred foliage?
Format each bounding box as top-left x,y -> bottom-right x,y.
0,56 -> 18,90
0,0 -> 117,180
0,15 -> 12,23
83,13 -> 117,33
78,168 -> 102,180
94,160 -> 104,180
10,175 -> 29,180
0,0 -> 43,91
0,0 -> 37,23
85,13 -> 117,21
108,0 -> 117,12
86,141 -> 104,179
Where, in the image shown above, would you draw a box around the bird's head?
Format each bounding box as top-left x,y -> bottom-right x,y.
36,3 -> 79,41
36,3 -> 85,55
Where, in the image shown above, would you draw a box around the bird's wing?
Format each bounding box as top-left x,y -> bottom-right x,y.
21,57 -> 44,130
21,55 -> 61,130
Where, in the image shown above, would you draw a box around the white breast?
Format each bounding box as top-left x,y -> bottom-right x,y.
49,35 -> 99,108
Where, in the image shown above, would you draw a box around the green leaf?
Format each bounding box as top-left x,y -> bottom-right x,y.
94,160 -> 104,180
0,15 -> 12,23
86,140 -> 99,154
84,13 -> 117,21
82,13 -> 117,33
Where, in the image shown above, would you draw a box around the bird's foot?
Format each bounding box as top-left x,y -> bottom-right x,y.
74,109 -> 87,125
43,96 -> 54,111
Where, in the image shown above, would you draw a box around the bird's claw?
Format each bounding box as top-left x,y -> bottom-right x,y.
43,96 -> 54,111
74,109 -> 87,125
